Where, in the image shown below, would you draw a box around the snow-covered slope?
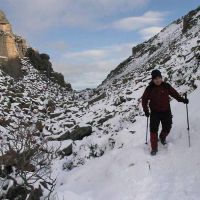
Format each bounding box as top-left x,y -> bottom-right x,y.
54,81 -> 200,200
50,6 -> 200,200
50,6 -> 199,169
0,59 -> 74,199
101,7 -> 200,90
0,6 -> 200,200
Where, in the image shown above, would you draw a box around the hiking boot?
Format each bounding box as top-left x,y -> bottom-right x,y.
159,135 -> 167,145
151,150 -> 157,156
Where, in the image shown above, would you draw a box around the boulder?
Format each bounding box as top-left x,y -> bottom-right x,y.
58,143 -> 73,158
63,123 -> 74,128
56,131 -> 70,141
70,126 -> 92,140
98,115 -> 113,125
56,126 -> 92,141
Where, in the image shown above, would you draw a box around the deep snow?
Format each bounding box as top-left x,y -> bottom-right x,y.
53,82 -> 200,200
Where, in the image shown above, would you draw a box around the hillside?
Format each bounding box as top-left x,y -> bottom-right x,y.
51,6 -> 200,199
0,6 -> 199,200
54,82 -> 200,200
53,6 -> 199,169
101,6 -> 200,89
0,10 -> 72,88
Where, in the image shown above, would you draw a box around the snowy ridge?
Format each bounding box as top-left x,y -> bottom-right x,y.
100,6 -> 200,90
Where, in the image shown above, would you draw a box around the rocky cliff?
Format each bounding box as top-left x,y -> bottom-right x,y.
0,10 -> 27,59
0,10 -> 27,78
0,10 -> 72,89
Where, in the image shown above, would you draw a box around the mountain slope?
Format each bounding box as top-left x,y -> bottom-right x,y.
0,6 -> 200,200
50,6 -> 200,200
101,6 -> 200,89
54,82 -> 200,200
51,6 -> 199,169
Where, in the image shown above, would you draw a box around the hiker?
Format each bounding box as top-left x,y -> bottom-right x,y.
142,69 -> 189,155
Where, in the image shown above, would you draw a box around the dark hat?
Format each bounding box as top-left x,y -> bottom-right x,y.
151,69 -> 162,80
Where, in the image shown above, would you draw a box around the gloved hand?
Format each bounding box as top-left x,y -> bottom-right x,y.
144,111 -> 150,118
182,98 -> 189,104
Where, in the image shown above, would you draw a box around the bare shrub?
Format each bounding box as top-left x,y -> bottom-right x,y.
0,119 -> 60,200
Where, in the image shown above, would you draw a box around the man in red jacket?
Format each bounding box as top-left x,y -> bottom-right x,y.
142,69 -> 189,155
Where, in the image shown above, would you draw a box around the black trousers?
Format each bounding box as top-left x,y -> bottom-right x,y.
150,111 -> 173,133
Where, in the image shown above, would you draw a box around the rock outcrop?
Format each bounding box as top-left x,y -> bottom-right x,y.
0,10 -> 72,89
26,47 -> 72,89
0,10 -> 27,59
0,10 -> 27,78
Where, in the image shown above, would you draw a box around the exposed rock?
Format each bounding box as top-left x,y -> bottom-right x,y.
26,48 -> 53,72
50,112 -> 62,119
103,56 -> 132,82
63,122 -> 74,128
132,43 -> 146,56
182,6 -> 200,33
56,126 -> 92,141
15,35 -> 27,57
114,96 -> 126,106
56,131 -> 71,141
26,48 -> 72,89
0,10 -> 9,24
70,126 -> 92,140
51,71 -> 70,88
98,115 -> 113,125
58,143 -> 73,157
0,11 -> 72,89
0,13 -> 23,53
88,92 -> 106,105
0,11 -> 27,78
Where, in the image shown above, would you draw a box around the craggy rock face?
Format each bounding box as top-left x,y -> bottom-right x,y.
0,10 -> 21,59
0,11 -> 71,88
0,30 -> 19,59
0,10 -> 27,78
0,10 -> 9,24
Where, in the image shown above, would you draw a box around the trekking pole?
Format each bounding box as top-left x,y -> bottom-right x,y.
145,117 -> 149,144
184,93 -> 191,147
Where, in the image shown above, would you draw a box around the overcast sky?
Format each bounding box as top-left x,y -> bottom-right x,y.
1,0 -> 200,90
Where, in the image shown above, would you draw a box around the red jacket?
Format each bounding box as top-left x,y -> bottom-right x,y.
142,82 -> 184,113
